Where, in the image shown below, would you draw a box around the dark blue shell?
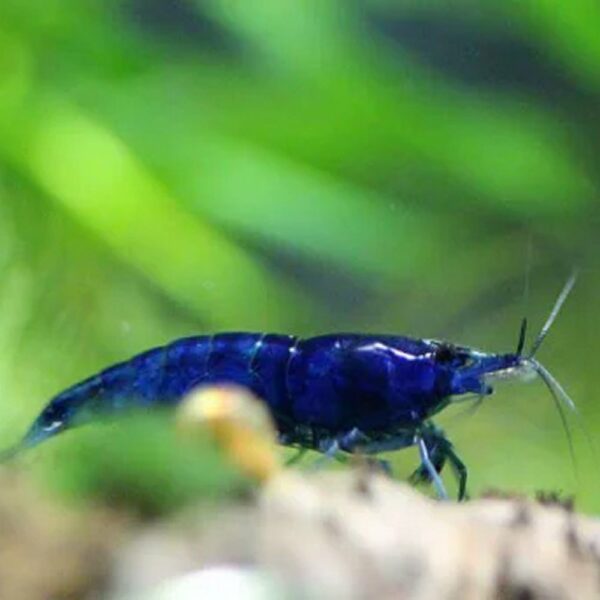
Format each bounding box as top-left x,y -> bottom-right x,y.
287,335 -> 438,431
17,332 -> 453,451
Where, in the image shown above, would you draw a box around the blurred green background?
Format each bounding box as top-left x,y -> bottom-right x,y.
0,1 -> 598,508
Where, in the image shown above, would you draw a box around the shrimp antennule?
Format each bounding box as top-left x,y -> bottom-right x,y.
518,271 -> 583,475
528,271 -> 578,359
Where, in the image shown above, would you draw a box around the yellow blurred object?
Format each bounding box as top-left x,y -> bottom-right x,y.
176,385 -> 281,483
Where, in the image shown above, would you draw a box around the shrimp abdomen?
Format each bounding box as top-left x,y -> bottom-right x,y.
19,333 -> 299,449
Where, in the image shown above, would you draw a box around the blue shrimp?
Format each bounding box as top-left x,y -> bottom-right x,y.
2,275 -> 578,500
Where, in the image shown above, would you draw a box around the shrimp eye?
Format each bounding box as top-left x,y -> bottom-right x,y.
434,344 -> 455,363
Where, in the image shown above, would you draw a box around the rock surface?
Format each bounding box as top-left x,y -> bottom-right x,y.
111,470 -> 600,599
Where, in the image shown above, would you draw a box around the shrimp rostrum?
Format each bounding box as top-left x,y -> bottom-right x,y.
3,275 -> 579,500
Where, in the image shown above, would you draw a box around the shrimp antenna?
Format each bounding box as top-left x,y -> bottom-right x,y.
529,358 -> 576,411
528,271 -> 578,358
529,358 -> 578,476
516,235 -> 532,357
522,271 -> 585,478
515,317 -> 528,356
